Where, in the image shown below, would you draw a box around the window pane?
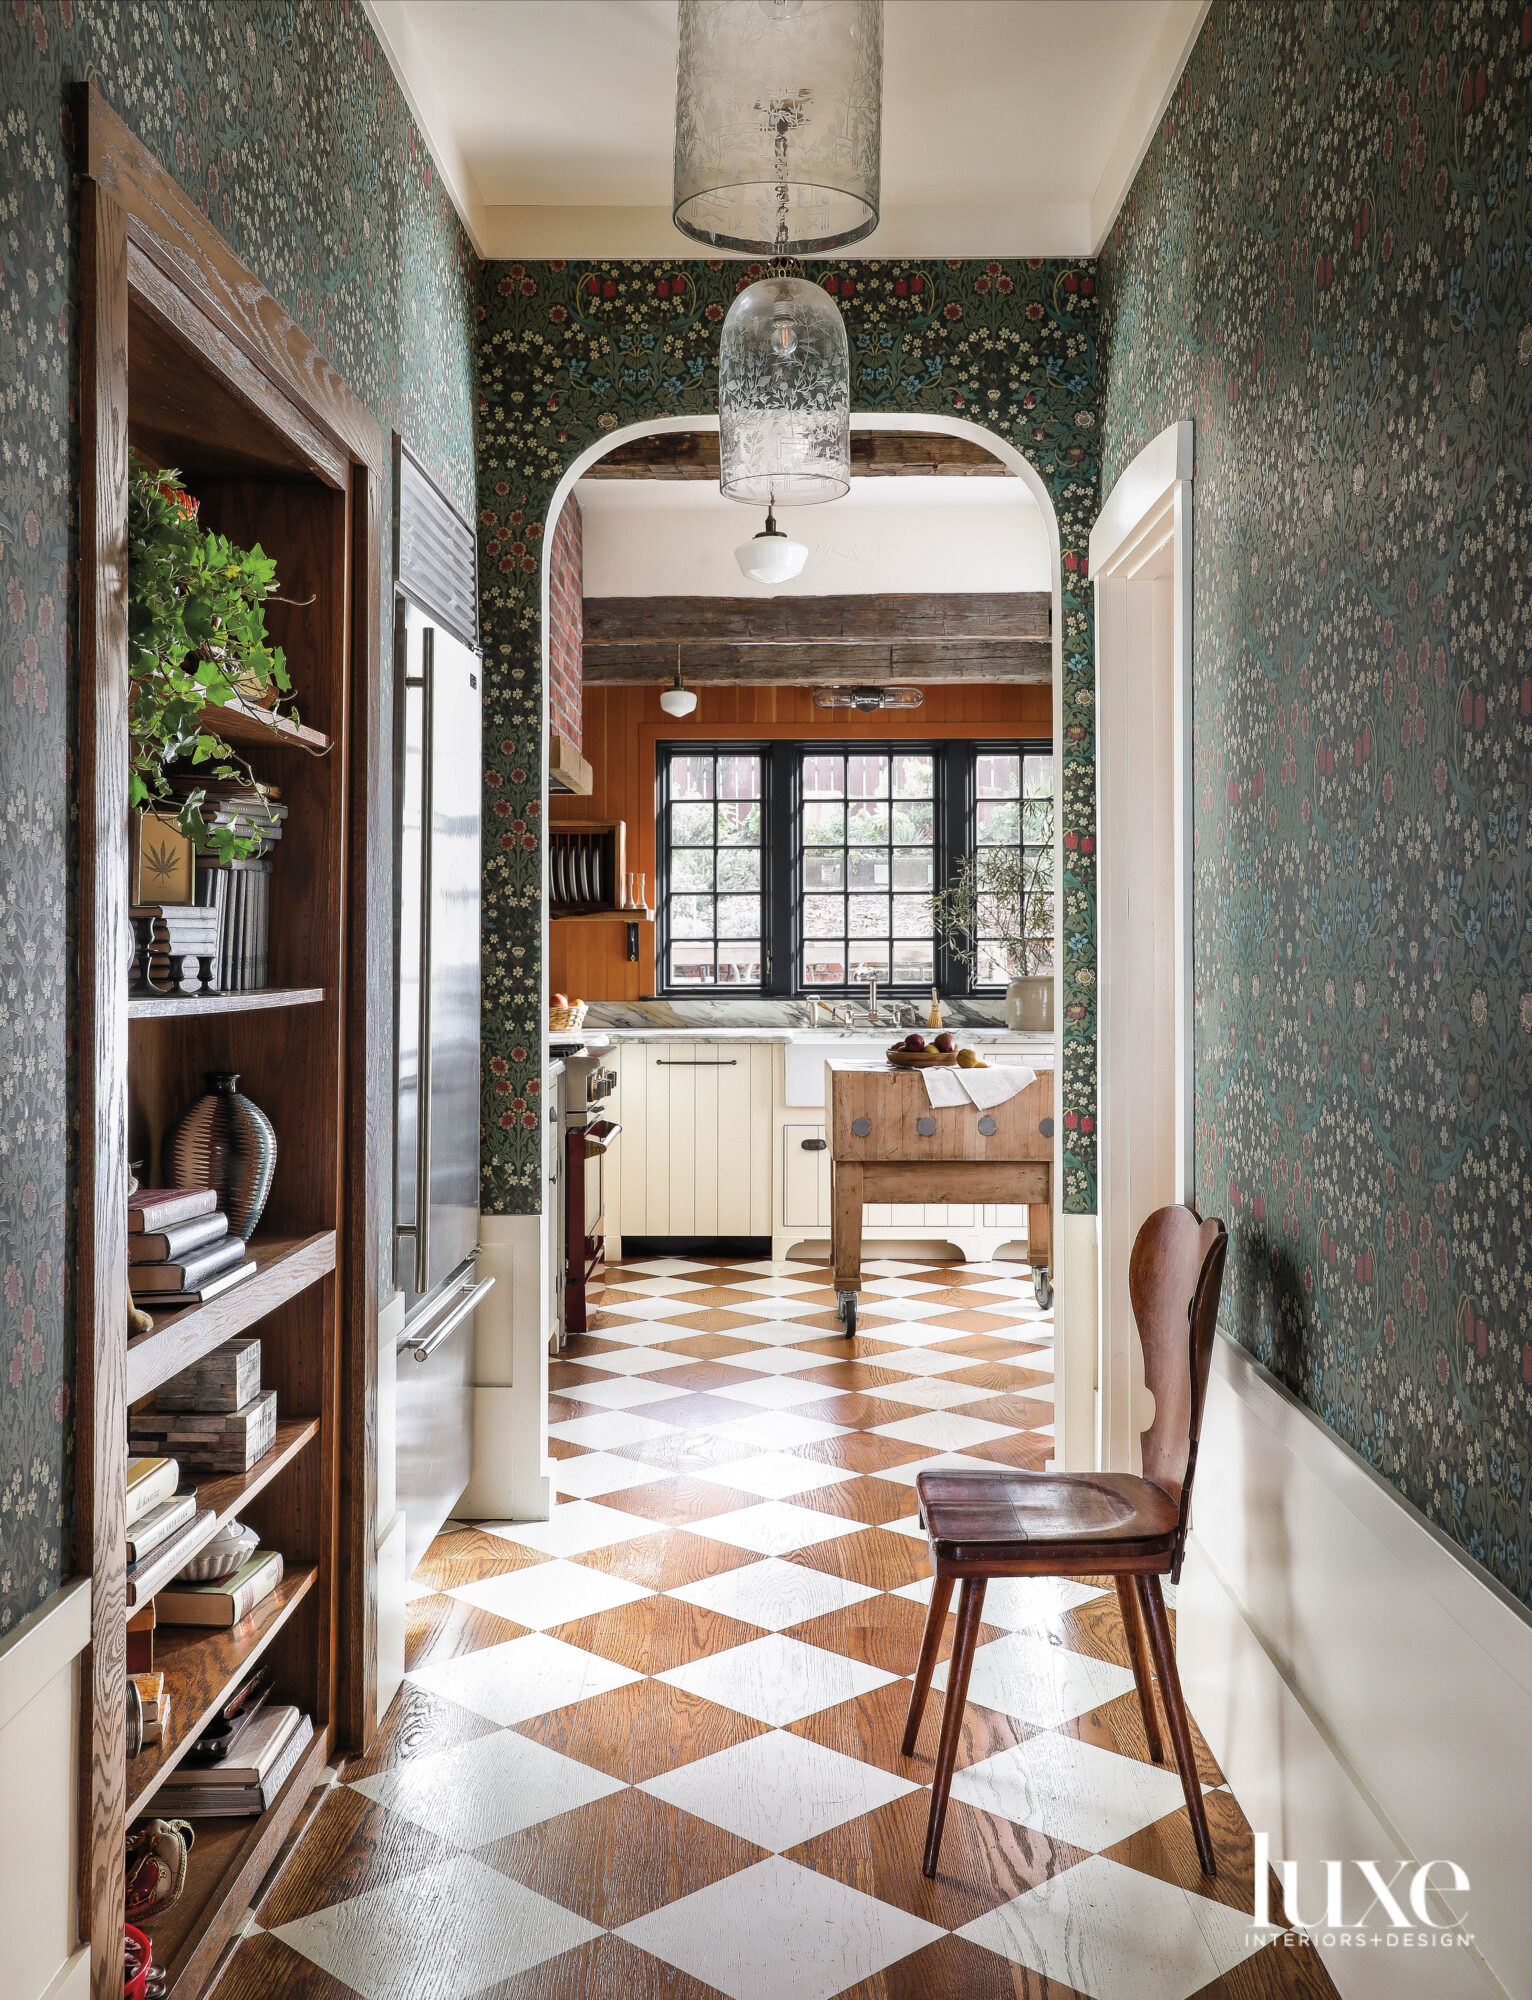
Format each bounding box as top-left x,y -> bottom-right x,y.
976,798 -> 1021,845
672,894 -> 714,938
1029,845 -> 1055,889
847,848 -> 889,890
848,896 -> 889,938
719,755 -> 761,800
671,848 -> 714,892
716,848 -> 761,891
804,801 -> 844,844
848,941 -> 890,981
716,894 -> 760,938
977,752 -> 1021,798
672,801 -> 714,845
671,947 -> 715,984
893,940 -> 934,983
717,799 -> 761,844
803,754 -> 844,797
847,801 -> 889,845
803,850 -> 844,890
1022,799 -> 1052,845
1024,752 -> 1054,798
893,754 -> 933,798
892,894 -> 930,935
977,940 -> 1012,984
803,894 -> 842,937
670,756 -> 715,800
890,799 -> 933,844
802,944 -> 845,984
716,941 -> 762,984
891,847 -> 934,890
846,754 -> 888,798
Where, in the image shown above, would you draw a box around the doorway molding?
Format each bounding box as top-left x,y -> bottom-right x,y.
1090,419 -> 1194,1471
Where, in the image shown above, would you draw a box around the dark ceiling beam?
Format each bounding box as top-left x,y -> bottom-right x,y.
584,592 -> 1050,646
583,641 -> 1051,686
579,430 -> 1009,479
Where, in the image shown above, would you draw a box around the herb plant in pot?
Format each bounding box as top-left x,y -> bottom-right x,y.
931,845 -> 1054,1032
127,449 -> 303,864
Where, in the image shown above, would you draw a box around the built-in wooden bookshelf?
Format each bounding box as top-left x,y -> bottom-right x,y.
78,86 -> 384,2000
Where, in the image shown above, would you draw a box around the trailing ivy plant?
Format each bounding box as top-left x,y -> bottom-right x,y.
127,450 -> 300,862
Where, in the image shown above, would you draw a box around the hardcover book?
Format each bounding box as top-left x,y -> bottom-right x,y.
124,1458 -> 180,1527
125,1508 -> 217,1609
129,1212 -> 230,1264
132,1259 -> 257,1311
129,1235 -> 249,1294
128,1188 -> 217,1233
124,1492 -> 197,1565
153,1547 -> 283,1627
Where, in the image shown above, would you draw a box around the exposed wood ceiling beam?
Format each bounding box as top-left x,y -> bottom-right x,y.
582,592 -> 1052,686
579,430 -> 1009,480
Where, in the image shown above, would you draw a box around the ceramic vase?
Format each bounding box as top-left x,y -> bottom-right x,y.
1005,976 -> 1054,1033
166,1072 -> 277,1240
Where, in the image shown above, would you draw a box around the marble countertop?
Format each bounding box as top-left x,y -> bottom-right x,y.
591,1024 -> 1056,1052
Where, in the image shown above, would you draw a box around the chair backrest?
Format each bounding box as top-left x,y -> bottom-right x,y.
1130,1204 -> 1228,1573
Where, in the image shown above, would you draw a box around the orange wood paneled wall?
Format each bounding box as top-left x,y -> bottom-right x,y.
550,681 -> 1051,1002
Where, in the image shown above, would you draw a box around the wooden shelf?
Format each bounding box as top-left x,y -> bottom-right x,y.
127,1232 -> 337,1405
199,698 -> 331,753
550,907 -> 653,923
128,986 -> 326,1020
127,1564 -> 318,1818
143,1721 -> 330,2000
193,1418 -> 319,1535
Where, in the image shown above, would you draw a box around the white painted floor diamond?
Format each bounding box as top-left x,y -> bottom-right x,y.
482,1499 -> 665,1558
658,1631 -> 896,1725
667,1554 -> 879,1631
639,1734 -> 919,1852
951,1729 -> 1201,1854
349,1724 -> 623,1846
930,1628 -> 1137,1726
685,1500 -> 869,1556
446,1556 -> 652,1631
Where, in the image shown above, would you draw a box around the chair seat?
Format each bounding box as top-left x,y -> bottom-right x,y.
915,1467 -> 1178,1568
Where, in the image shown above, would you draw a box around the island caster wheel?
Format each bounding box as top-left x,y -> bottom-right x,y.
836,1289 -> 858,1338
1033,1265 -> 1052,1310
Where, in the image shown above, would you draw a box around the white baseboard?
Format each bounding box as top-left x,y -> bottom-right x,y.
1182,1336 -> 1531,1999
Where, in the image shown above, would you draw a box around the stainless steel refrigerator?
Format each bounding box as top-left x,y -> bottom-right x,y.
393,592 -> 493,1575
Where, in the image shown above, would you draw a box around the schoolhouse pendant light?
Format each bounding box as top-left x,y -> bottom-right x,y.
660,648 -> 699,718
735,502 -> 808,583
673,0 -> 883,508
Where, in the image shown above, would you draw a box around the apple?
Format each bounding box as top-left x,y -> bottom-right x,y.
551,992 -> 569,1008
903,1033 -> 926,1052
933,1032 -> 956,1054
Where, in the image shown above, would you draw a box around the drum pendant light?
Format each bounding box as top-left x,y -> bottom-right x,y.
673,0 -> 883,509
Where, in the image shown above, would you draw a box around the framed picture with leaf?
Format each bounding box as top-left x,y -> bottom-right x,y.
133,812 -> 195,904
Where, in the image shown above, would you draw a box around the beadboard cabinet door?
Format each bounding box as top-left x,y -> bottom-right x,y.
614,1043 -> 775,1238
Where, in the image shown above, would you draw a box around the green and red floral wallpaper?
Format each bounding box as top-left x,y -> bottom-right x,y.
1100,0 -> 1532,1600
474,258 -> 1103,1214
0,0 -> 477,1632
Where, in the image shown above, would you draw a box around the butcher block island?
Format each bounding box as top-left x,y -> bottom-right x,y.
827,1057 -> 1054,1336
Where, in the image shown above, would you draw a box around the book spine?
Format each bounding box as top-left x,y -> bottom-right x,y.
124,1492 -> 197,1564
129,1235 -> 248,1292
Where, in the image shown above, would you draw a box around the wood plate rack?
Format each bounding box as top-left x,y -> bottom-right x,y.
77,85 -> 385,2000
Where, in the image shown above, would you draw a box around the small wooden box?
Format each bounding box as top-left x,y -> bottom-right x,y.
155,1335 -> 262,1413
131,1388 -> 278,1472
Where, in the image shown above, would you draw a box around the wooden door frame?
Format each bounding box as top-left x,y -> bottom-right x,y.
76,83 -> 384,1998
1090,420 -> 1195,1474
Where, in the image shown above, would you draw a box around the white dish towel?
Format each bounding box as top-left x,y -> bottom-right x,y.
920,1063 -> 1037,1111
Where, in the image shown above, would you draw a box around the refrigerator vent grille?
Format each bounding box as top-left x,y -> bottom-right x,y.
395,439 -> 478,650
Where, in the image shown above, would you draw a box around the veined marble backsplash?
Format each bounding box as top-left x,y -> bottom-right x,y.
582,998 -> 1010,1031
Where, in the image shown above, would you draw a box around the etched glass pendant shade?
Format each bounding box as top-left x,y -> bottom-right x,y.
673,0 -> 883,256
717,274 -> 851,505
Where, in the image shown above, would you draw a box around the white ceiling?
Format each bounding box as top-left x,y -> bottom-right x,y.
577,475 -> 1049,597
365,0 -> 1209,259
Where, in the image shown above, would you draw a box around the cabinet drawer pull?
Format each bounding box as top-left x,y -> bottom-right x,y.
655,1058 -> 738,1066
800,1138 -> 828,1151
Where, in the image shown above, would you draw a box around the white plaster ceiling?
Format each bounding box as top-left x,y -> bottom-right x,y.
365,0 -> 1209,259
576,475 -> 1049,596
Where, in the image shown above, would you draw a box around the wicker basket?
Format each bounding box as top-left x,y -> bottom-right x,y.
549,1001 -> 588,1033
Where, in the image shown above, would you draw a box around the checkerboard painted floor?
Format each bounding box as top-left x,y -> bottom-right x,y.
216,1258 -> 1337,2000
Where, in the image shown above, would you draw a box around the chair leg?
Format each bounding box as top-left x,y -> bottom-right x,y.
1115,1575 -> 1165,1764
1137,1575 -> 1215,1875
922,1577 -> 986,1879
901,1574 -> 953,1755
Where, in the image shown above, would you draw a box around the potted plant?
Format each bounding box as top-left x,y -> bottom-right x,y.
127,449 -> 302,864
931,845 -> 1055,1031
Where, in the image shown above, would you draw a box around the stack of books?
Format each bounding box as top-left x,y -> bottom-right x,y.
177,777 -> 287,993
153,1546 -> 283,1627
128,1187 -> 254,1309
133,1671 -> 171,1748
155,1703 -> 313,1817
124,1454 -> 216,1609
128,902 -> 222,997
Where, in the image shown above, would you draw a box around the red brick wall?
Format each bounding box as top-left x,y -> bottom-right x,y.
548,494 -> 583,751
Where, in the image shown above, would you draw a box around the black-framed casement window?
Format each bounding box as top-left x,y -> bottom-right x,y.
657,739 -> 1052,996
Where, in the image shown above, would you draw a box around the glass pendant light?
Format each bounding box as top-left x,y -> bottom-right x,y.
673,0 -> 882,509
735,503 -> 808,583
813,684 -> 923,711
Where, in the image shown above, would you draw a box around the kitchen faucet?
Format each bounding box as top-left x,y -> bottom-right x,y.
865,977 -> 880,1025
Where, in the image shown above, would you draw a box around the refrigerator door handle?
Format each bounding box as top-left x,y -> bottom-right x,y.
405,1274 -> 495,1364
413,626 -> 436,1300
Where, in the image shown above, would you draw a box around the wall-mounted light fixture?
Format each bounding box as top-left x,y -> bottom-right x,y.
812,684 -> 923,711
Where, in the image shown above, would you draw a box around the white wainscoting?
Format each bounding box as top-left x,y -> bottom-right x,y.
1181,1336 -> 1532,2000
0,1577 -> 90,2000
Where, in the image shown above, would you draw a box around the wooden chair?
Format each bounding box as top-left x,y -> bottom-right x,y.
902,1203 -> 1229,1879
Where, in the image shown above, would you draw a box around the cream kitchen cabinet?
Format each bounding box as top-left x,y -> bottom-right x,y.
606,1041 -> 775,1249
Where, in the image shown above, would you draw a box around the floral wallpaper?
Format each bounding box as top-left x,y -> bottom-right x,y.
1099,0 -> 1532,1601
476,258 -> 1102,1214
0,0 -> 477,1631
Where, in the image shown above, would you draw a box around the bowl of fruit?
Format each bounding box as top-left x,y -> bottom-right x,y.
885,1031 -> 961,1068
